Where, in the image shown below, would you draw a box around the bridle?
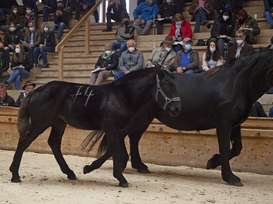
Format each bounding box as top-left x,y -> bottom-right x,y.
155,74 -> 181,110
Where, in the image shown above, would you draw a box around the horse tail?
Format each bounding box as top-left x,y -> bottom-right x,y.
17,94 -> 32,137
81,130 -> 106,155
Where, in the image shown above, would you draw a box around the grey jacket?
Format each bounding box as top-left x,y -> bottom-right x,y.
118,49 -> 144,73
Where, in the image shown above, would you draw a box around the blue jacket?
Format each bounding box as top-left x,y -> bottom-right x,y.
133,2 -> 158,22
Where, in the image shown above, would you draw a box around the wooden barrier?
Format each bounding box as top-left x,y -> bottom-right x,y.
0,107 -> 273,174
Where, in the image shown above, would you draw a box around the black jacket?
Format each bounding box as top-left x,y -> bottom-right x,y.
0,94 -> 16,107
211,14 -> 235,38
4,30 -> 23,46
0,48 -> 10,73
95,52 -> 119,71
40,31 -> 56,48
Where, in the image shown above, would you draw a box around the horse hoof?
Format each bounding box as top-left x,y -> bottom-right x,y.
137,168 -> 151,174
67,172 -> 77,180
223,174 -> 243,187
11,177 -> 21,183
119,182 -> 129,188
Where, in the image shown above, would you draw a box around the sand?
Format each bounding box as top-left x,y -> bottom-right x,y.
1,150 -> 273,204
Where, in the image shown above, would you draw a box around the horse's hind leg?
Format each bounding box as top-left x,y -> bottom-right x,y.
207,126 -> 242,169
48,120 -> 76,180
10,127 -> 47,182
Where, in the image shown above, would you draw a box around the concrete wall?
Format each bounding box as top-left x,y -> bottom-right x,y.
1,107 -> 273,174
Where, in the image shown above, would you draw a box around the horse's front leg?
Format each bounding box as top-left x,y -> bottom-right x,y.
207,126 -> 242,169
217,123 -> 243,186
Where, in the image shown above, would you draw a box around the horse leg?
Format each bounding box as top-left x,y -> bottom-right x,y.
48,120 -> 76,180
217,124 -> 242,186
10,127 -> 47,182
207,126 -> 242,169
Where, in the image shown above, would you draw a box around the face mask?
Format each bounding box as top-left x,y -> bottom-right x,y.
9,27 -> 16,32
236,39 -> 244,45
15,48 -> 20,53
26,9 -> 32,14
128,47 -> 135,52
223,16 -> 229,21
166,0 -> 172,3
13,9 -> 18,14
44,27 -> 49,32
184,44 -> 192,51
165,47 -> 171,52
105,50 -> 112,55
29,27 -> 35,31
210,47 -> 216,52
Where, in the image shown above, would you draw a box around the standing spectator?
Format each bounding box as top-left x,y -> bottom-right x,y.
0,83 -> 15,106
176,38 -> 199,74
117,39 -> 144,78
22,22 -> 40,68
211,10 -> 235,58
133,0 -> 158,35
235,8 -> 260,44
155,0 -> 177,34
202,38 -> 224,71
89,43 -> 119,85
24,6 -> 37,27
0,39 -> 10,77
189,0 -> 212,33
36,24 -> 56,68
82,0 -> 99,22
264,0 -> 273,28
43,0 -> 57,22
4,22 -> 23,52
5,44 -> 29,90
227,30 -> 254,61
54,2 -> 69,41
112,17 -> 135,53
15,80 -> 35,106
146,36 -> 177,71
104,0 -> 128,32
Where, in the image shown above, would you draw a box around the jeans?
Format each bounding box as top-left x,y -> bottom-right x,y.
28,47 -> 40,66
194,8 -> 209,33
37,46 -> 54,66
7,68 -> 29,90
55,22 -> 66,40
265,11 -> 273,26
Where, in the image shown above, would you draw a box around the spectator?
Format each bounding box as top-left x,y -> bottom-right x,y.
189,0 -> 212,33
7,6 -> 23,29
36,24 -> 56,68
235,8 -> 260,44
0,39 -> 10,77
54,1 -> 69,41
264,0 -> 273,29
176,38 -> 199,74
43,0 -> 57,22
103,0 -> 128,32
82,0 -> 99,22
249,101 -> 267,117
89,43 -> 119,85
22,22 -> 40,68
211,10 -> 235,58
202,38 -> 224,71
4,22 -> 23,52
146,36 -> 177,71
227,30 -> 254,61
117,39 -> 144,78
15,80 -> 35,106
269,106 -> 273,117
133,0 -> 158,35
65,0 -> 81,20
5,44 -> 29,90
23,0 -> 38,16
0,83 -> 15,106
112,17 -> 135,53
24,6 -> 37,28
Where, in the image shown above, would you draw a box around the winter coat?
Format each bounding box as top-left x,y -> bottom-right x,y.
118,49 -> 144,73
168,20 -> 193,40
133,2 -> 158,22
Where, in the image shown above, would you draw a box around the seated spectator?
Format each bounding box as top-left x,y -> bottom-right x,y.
5,44 -> 30,90
82,0 -> 99,22
4,22 -> 23,52
64,0 -> 81,20
0,39 -> 10,77
155,0 -> 176,34
54,1 -> 69,41
269,106 -> 273,117
24,6 -> 37,28
43,0 -> 57,22
7,6 -> 24,30
146,36 -> 177,71
23,0 -> 38,15
189,0 -> 212,33
202,38 -> 224,71
89,43 -> 119,85
133,0 -> 158,35
249,101 -> 267,117
112,17 -> 135,53
36,24 -> 56,68
15,80 -> 35,106
264,0 -> 273,29
168,13 -> 192,52
22,22 -> 40,68
176,38 -> 199,74
0,82 -> 15,106
227,30 -> 254,62
211,10 -> 235,58
0,8 -> 7,32
103,0 -> 128,32
116,39 -> 144,78
235,8 -> 260,44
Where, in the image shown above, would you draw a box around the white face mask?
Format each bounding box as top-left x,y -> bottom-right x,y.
166,0 -> 172,3
105,50 -> 112,55
26,9 -> 32,14
44,27 -> 49,32
236,39 -> 244,45
15,48 -> 20,53
210,47 -> 216,52
29,27 -> 35,32
223,16 -> 229,21
165,47 -> 171,52
13,9 -> 18,14
184,44 -> 192,51
9,27 -> 16,32
128,47 -> 135,52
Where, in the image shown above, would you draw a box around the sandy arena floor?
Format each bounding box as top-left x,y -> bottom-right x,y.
1,150 -> 273,204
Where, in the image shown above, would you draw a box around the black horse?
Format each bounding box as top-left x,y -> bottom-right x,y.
85,49 -> 273,187
9,68 -> 181,187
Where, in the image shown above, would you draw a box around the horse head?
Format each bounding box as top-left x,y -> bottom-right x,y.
155,68 -> 181,117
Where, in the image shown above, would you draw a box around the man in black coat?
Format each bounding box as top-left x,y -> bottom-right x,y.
0,83 -> 15,106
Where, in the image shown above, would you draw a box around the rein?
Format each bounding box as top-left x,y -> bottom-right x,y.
155,74 -> 181,110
